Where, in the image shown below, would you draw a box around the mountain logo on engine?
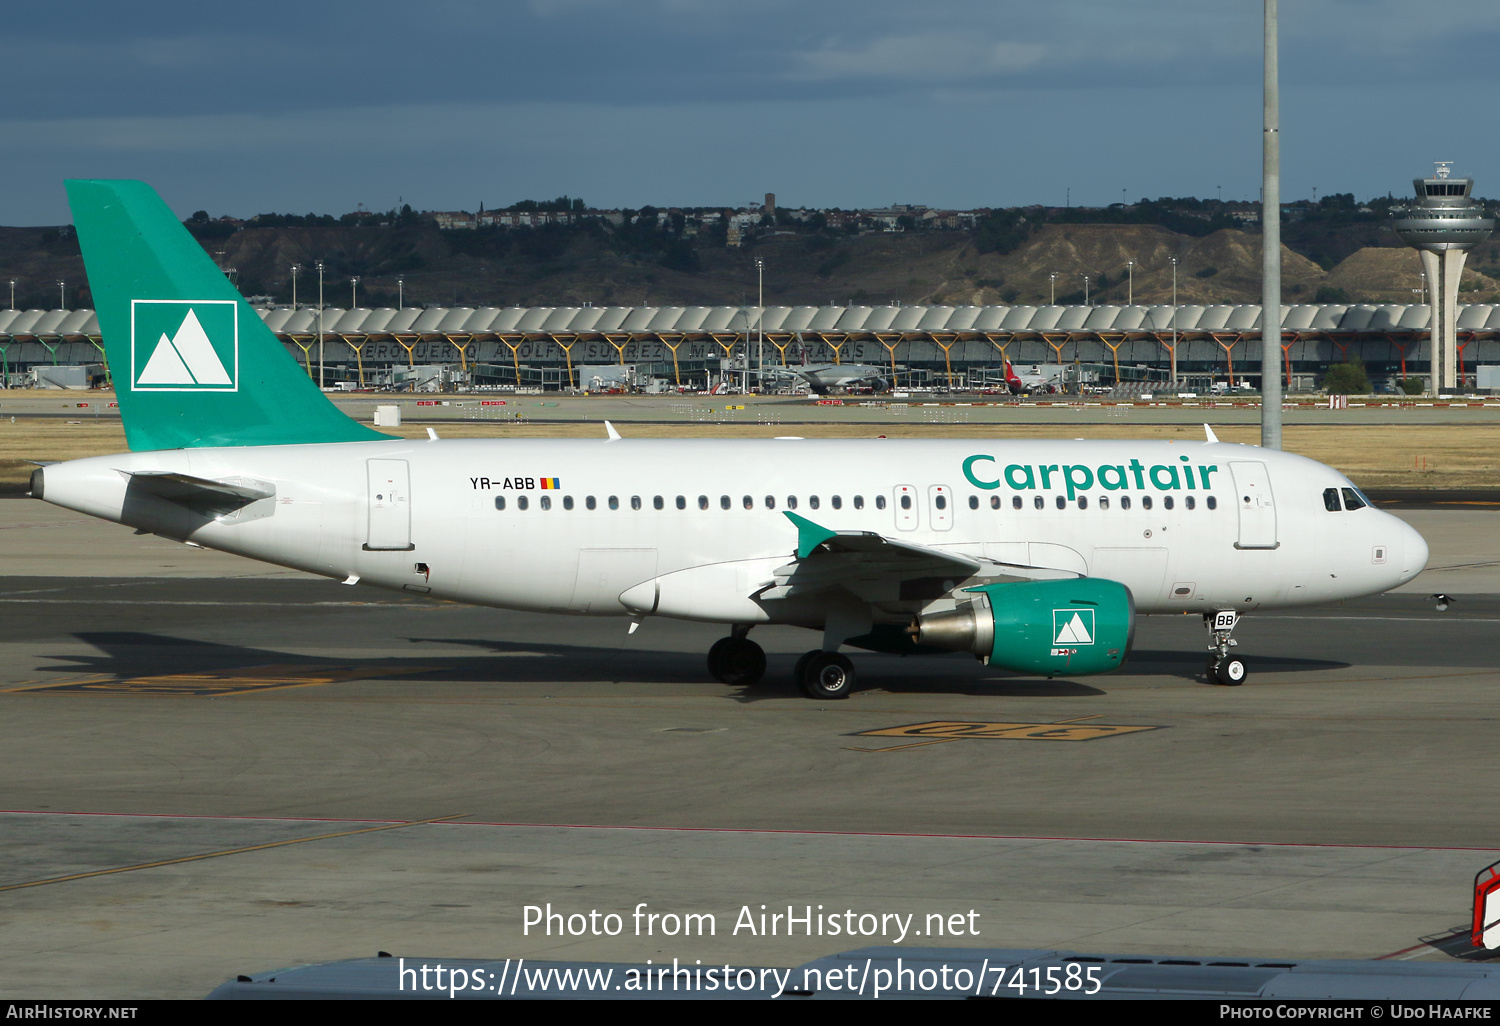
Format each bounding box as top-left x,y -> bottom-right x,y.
1052,609 -> 1095,645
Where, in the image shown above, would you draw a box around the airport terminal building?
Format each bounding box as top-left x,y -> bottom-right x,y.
7,301 -> 1500,392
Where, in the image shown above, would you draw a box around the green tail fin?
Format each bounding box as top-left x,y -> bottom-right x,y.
66,179 -> 390,451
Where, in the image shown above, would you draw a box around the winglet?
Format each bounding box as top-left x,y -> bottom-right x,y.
1204,424 -> 1219,444
783,511 -> 838,559
605,420 -> 621,441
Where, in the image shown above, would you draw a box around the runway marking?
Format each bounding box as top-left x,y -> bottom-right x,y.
3,662 -> 439,697
845,716 -> 1159,752
0,813 -> 470,894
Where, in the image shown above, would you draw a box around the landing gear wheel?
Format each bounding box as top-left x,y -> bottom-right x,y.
707,637 -> 766,686
798,651 -> 855,700
792,650 -> 815,688
1215,657 -> 1246,686
1205,658 -> 1220,683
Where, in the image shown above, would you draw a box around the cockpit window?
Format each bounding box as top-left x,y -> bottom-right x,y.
1323,487 -> 1341,512
1341,487 -> 1367,511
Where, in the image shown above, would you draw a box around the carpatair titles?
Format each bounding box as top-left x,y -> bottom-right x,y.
962,454 -> 1220,501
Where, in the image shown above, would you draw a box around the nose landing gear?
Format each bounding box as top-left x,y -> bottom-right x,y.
1204,610 -> 1246,686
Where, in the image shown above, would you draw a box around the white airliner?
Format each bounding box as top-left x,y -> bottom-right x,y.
30,181 -> 1429,699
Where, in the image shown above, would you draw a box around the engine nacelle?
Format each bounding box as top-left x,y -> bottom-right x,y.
911,578 -> 1135,676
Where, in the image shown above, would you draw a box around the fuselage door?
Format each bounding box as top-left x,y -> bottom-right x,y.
1229,460 -> 1278,549
928,484 -> 953,531
893,484 -> 918,531
366,458 -> 413,551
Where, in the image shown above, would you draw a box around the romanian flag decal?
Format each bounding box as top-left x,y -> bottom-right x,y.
539,477 -> 561,490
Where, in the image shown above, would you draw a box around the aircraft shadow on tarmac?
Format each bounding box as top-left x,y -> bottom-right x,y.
35,632 -> 1348,701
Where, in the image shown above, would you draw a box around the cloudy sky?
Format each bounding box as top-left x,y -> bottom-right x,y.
5,1 -> 1498,224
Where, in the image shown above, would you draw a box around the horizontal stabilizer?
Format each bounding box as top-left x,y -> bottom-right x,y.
123,470 -> 275,515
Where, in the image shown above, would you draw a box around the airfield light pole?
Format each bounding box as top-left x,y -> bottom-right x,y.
1082,275 -> 1091,305
1127,261 -> 1135,305
1261,0 -> 1284,448
350,277 -> 360,309
755,257 -> 764,394
398,276 -> 405,311
316,261 -> 325,389
290,264 -> 300,311
57,280 -> 65,310
1049,272 -> 1058,305
8,280 -> 14,310
1171,257 -> 1179,387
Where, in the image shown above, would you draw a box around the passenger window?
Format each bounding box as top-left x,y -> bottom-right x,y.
853,495 -> 864,510
653,495 -> 663,510
586,495 -> 596,510
787,496 -> 798,510
698,495 -> 709,510
676,495 -> 686,510
969,496 -> 979,510
900,495 -> 912,510
1012,496 -> 1022,510
563,495 -> 574,510
1055,495 -> 1065,510
1163,496 -> 1174,510
875,496 -> 886,510
1033,495 -> 1044,510
1099,496 -> 1109,510
494,496 -> 506,510
1121,495 -> 1132,510
990,495 -> 1000,509
1185,495 -> 1195,510
1078,496 -> 1088,510
1341,487 -> 1367,511
720,495 -> 730,510
1142,495 -> 1153,510
540,495 -> 552,511
809,496 -> 820,510
743,495 -> 753,509
1323,487 -> 1341,512
831,495 -> 842,510
765,495 -> 776,509
608,495 -> 619,510
1207,495 -> 1218,510
518,496 -> 529,511
631,495 -> 641,511
935,495 -> 947,510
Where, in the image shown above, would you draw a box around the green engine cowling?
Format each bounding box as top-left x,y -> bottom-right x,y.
911,578 -> 1135,676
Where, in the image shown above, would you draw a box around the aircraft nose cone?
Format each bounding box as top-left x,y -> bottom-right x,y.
1400,519 -> 1429,583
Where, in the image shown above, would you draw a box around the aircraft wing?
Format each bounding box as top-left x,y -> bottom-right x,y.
759,512 -> 1065,602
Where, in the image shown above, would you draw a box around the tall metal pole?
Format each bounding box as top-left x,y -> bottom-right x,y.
1261,0 -> 1283,448
317,261 -> 325,389
1127,261 -> 1135,306
756,257 -> 764,394
1171,258 -> 1179,387
290,265 -> 299,311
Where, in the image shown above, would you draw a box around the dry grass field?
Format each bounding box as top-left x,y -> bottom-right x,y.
1,416 -> 1495,495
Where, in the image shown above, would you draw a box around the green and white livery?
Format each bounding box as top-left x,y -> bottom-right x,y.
33,180 -> 1429,698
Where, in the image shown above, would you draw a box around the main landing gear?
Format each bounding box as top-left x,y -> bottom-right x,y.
707,628 -> 766,686
1204,610 -> 1246,686
792,651 -> 856,700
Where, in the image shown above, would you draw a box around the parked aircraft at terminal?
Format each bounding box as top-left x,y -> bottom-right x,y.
30,181 -> 1429,698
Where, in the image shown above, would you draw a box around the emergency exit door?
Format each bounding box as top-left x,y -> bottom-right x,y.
366,459 -> 414,551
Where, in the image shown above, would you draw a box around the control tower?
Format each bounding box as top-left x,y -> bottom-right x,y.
1391,163 -> 1494,391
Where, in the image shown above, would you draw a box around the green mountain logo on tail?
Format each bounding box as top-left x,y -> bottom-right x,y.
131,300 -> 237,391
